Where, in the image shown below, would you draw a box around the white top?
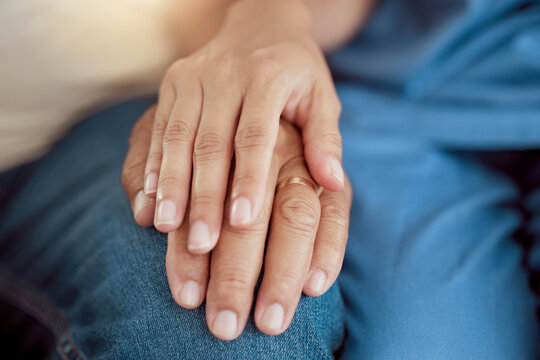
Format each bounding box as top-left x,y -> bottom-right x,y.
0,0 -> 182,171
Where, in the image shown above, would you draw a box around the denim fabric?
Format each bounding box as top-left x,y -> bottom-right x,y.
3,100 -> 540,360
0,100 -> 345,359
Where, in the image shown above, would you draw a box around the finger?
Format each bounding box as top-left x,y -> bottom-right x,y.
229,80 -> 285,228
254,156 -> 321,335
166,212 -> 210,309
144,81 -> 176,197
302,83 -> 344,192
303,177 -> 352,297
205,158 -> 280,341
121,106 -> 157,227
188,83 -> 241,253
154,78 -> 203,233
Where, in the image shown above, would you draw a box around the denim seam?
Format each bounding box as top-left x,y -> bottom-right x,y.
0,268 -> 84,360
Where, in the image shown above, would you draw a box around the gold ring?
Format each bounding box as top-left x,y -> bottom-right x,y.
277,176 -> 322,196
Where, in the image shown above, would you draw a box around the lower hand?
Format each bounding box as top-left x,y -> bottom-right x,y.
122,106 -> 352,340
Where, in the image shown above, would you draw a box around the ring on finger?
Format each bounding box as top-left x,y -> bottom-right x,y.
276,176 -> 322,196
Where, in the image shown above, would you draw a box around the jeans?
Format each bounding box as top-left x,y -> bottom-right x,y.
2,99 -> 540,359
0,99 -> 345,359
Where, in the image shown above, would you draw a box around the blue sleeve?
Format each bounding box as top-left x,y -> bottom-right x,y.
329,0 -> 540,148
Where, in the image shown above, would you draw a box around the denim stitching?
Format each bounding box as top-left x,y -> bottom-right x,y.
0,268 -> 84,360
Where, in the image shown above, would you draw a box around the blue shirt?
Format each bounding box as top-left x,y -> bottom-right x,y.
329,0 -> 540,149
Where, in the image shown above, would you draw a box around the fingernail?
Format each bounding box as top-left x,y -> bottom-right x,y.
178,281 -> 200,308
230,197 -> 252,226
145,173 -> 158,194
134,190 -> 147,217
260,303 -> 284,331
329,158 -> 344,187
188,221 -> 212,251
156,200 -> 177,225
212,310 -> 237,340
305,269 -> 327,294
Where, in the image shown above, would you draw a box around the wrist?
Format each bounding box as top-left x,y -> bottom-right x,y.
225,0 -> 314,37
167,0 -> 238,55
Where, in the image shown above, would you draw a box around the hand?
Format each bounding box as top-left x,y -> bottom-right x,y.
122,106 -> 352,340
143,0 -> 344,257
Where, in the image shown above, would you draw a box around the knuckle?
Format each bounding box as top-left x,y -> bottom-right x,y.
320,231 -> 346,257
231,172 -> 260,194
320,203 -> 349,229
190,192 -> 219,210
252,67 -> 273,84
152,113 -> 169,134
235,125 -> 272,150
276,193 -> 320,232
194,131 -> 231,161
217,270 -> 253,294
163,120 -> 193,147
272,269 -> 305,289
129,118 -> 150,145
213,55 -> 236,79
250,54 -> 280,81
121,158 -> 146,186
225,224 -> 267,238
146,151 -> 162,167
158,79 -> 177,102
307,131 -> 342,151
157,173 -> 184,189
281,155 -> 307,172
323,131 -> 343,148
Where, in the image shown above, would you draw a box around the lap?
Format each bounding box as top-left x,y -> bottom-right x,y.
0,100 -> 345,359
3,98 -> 538,359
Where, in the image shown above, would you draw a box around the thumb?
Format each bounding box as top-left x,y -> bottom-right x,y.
121,106 -> 157,226
302,89 -> 344,192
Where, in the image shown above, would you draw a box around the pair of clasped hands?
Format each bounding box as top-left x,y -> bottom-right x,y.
122,0 -> 352,341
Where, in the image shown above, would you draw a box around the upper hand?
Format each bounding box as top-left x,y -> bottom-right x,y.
142,0 -> 344,257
